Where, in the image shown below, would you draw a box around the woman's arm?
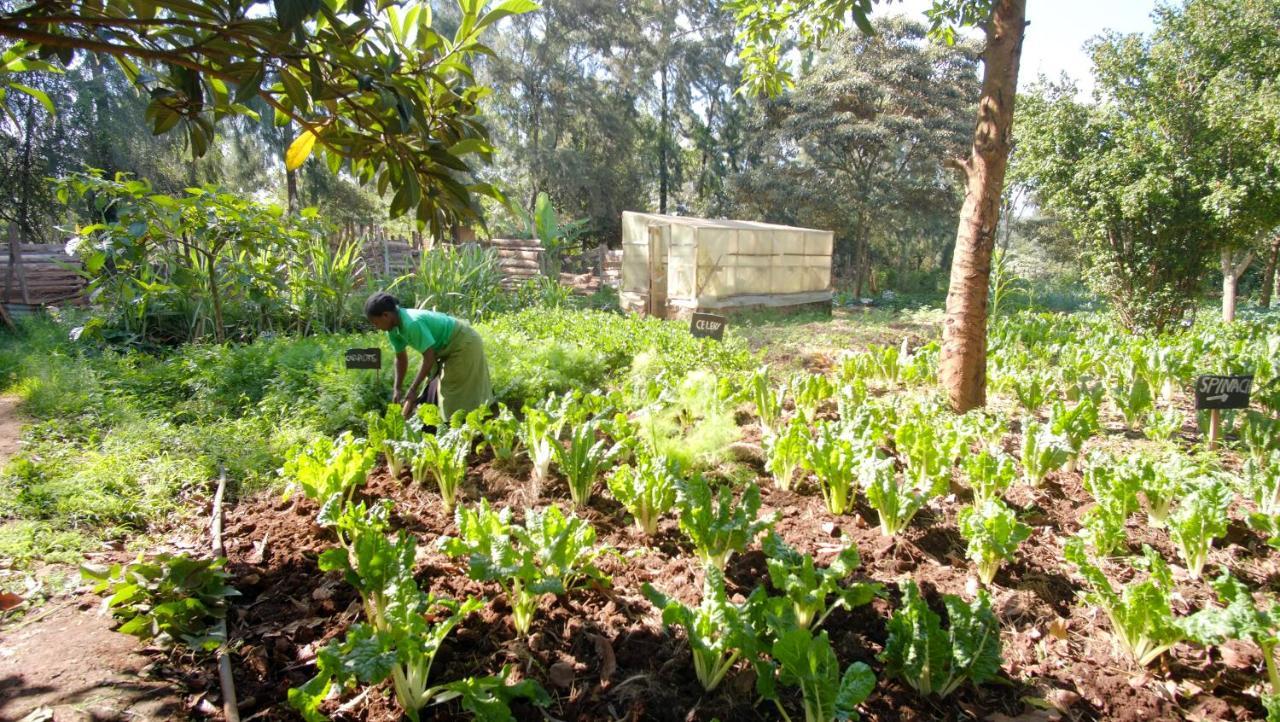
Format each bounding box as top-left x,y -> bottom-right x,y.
393,351 -> 409,403
401,349 -> 437,417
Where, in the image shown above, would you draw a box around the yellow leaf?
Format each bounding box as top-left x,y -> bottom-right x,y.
285,129 -> 317,171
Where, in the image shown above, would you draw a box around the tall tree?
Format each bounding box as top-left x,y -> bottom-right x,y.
1,0 -> 538,234
732,0 -> 1027,412
732,18 -> 977,296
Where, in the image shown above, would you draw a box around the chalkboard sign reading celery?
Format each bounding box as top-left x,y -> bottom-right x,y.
345,348 -> 382,370
1194,374 -> 1253,410
690,313 -> 727,341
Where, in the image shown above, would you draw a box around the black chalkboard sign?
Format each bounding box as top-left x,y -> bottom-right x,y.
345,348 -> 382,370
1194,374 -> 1253,410
690,313 -> 727,341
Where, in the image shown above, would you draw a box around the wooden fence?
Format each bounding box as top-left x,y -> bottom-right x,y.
2,225 -> 84,308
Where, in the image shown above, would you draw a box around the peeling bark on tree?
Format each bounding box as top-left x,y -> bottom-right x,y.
939,0 -> 1026,413
1220,247 -> 1254,323
1261,235 -> 1280,309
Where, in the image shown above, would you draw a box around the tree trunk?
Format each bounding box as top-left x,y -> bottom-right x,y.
939,0 -> 1026,413
1221,247 -> 1253,323
659,60 -> 670,214
286,169 -> 299,216
1260,235 -> 1280,309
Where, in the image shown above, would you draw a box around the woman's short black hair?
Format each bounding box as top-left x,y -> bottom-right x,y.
364,292 -> 399,317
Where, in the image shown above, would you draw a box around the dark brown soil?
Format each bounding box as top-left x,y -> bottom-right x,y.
197,425 -> 1275,722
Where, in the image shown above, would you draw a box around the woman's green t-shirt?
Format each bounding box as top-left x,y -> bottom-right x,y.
387,307 -> 457,354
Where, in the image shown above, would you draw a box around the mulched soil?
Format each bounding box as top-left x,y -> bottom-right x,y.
196,408 -> 1278,722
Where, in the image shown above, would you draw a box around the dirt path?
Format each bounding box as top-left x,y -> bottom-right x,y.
0,395 -> 23,465
0,397 -> 190,721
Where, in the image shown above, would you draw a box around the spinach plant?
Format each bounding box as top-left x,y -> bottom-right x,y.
643,567 -> 759,692
365,403 -> 409,477
962,449 -> 1017,503
1080,458 -> 1140,556
282,432 -> 377,512
804,422 -> 858,515
958,499 -> 1031,586
439,501 -> 610,635
675,473 -> 775,571
1183,573 -> 1280,718
756,624 -> 876,722
749,365 -> 786,435
1065,538 -> 1184,666
1168,478 -> 1230,579
410,425 -> 472,513
606,454 -> 679,535
758,533 -> 880,630
1019,420 -> 1071,487
862,452 -> 927,537
1049,397 -> 1100,472
553,418 -> 615,507
765,415 -> 811,491
879,580 -> 1002,697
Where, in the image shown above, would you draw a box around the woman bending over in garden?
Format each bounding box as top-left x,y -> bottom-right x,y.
365,292 -> 493,421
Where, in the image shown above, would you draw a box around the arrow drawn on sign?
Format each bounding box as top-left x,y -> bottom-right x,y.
1205,393 -> 1230,403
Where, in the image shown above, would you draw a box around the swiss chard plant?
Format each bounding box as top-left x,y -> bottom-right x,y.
879,580 -> 1002,698
1246,450 -> 1280,519
1110,372 -> 1154,431
365,403 -> 410,477
81,554 -> 239,650
409,425 -> 472,514
757,532 -> 880,630
957,499 -> 1031,586
1065,537 -> 1185,666
1019,420 -> 1071,487
765,415 -> 811,491
282,432 -> 377,514
1080,458 -> 1140,556
862,451 -> 927,537
790,372 -> 836,419
1167,478 -> 1231,579
962,449 -> 1017,503
804,422 -> 859,515
1243,411 -> 1280,467
1117,454 -> 1178,528
1142,407 -> 1185,442
465,404 -> 520,467
519,406 -> 560,491
893,412 -> 951,497
675,473 -> 775,571
553,418 -> 615,508
1182,572 -> 1280,717
643,566 -> 759,692
439,501 -> 610,636
1049,397 -> 1101,472
755,624 -> 877,722
749,365 -> 787,435
606,454 -> 679,535
1011,368 -> 1053,413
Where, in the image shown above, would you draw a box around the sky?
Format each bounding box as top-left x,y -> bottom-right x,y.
887,0 -> 1161,94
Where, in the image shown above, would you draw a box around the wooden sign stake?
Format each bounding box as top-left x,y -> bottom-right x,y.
1208,409 -> 1221,449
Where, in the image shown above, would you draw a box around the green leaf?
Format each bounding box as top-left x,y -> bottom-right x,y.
10,83 -> 54,116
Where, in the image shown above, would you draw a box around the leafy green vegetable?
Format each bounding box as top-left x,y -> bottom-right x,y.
958,499 -> 1031,586
1167,478 -> 1230,579
756,624 -> 876,722
1019,419 -> 1071,486
1142,407 -> 1185,442
465,404 -> 521,467
804,422 -> 859,515
1049,397 -> 1101,471
790,372 -> 836,419
643,567 -> 759,691
879,580 -> 1002,697
749,365 -> 787,435
862,451 -> 926,537
81,553 -> 239,650
1065,537 -> 1184,666
758,532 -> 880,630
366,404 -> 410,478
553,418 -> 615,508
674,473 -> 775,571
439,501 -> 610,635
1110,372 -> 1154,431
765,415 -> 811,491
1183,573 -> 1280,708
1243,411 -> 1280,467
962,449 -> 1017,503
1080,458 -> 1140,556
1118,453 -> 1178,528
519,406 -> 560,490
281,432 -> 377,511
893,412 -> 951,497
1011,368 -> 1053,413
408,425 -> 472,513
606,454 -> 679,535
